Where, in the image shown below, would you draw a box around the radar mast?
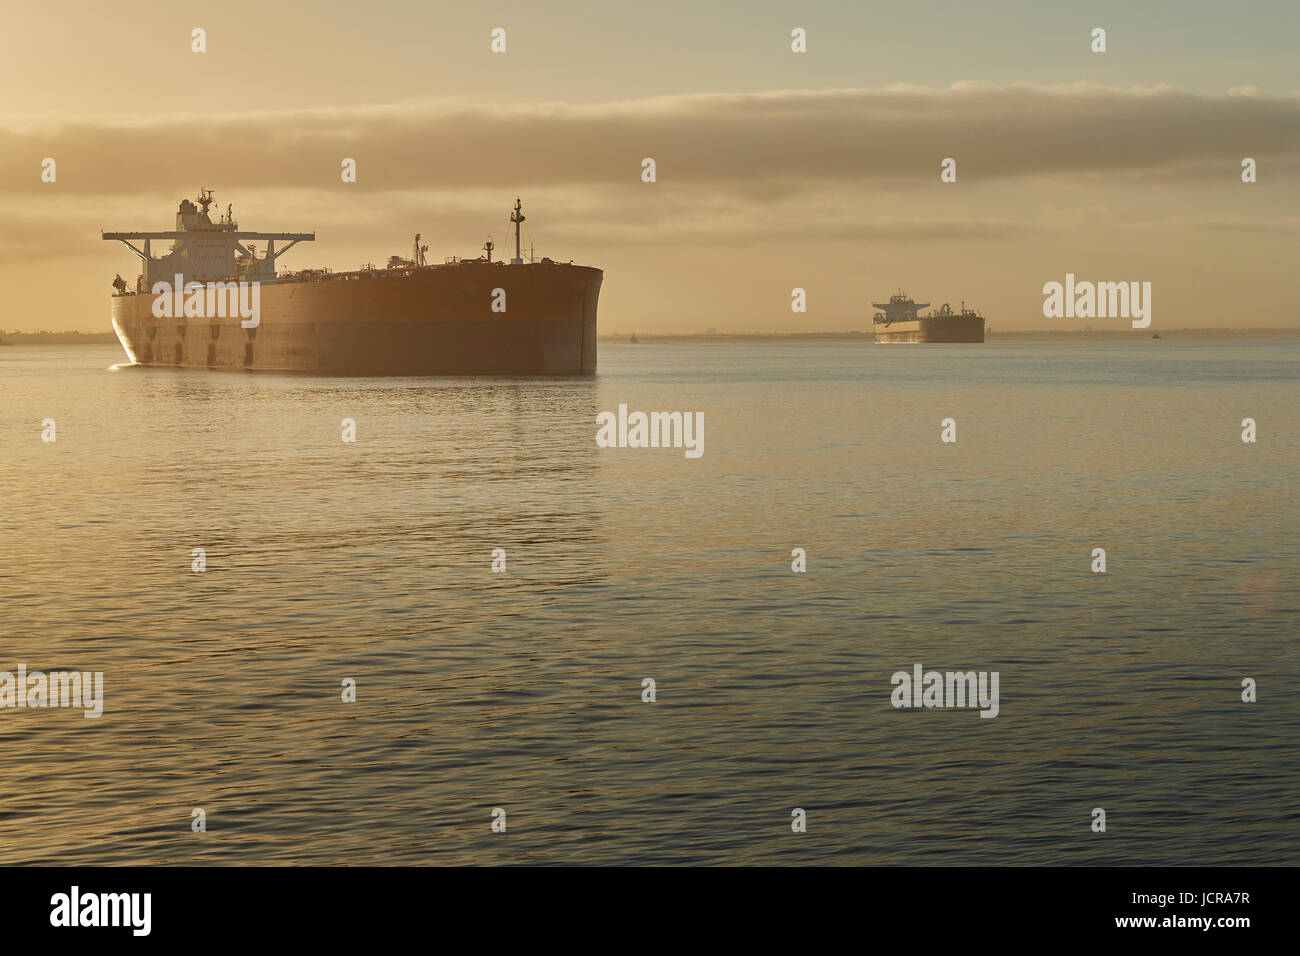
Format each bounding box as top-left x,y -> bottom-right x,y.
510,198 -> 525,264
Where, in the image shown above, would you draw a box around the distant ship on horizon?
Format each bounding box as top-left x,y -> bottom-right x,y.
873,292 -> 985,343
102,190 -> 602,375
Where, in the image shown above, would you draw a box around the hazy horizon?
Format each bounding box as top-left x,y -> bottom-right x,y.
2,0 -> 1297,334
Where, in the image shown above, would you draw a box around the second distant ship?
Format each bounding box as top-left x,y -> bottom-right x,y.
873,293 -> 985,343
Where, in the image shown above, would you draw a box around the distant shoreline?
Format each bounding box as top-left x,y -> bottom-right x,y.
4,328 -> 1299,347
599,328 -> 1300,343
1,331 -> 120,345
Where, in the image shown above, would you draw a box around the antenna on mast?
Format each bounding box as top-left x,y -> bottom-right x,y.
510,198 -> 525,264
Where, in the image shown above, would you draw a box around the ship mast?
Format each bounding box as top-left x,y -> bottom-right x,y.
510,198 -> 525,264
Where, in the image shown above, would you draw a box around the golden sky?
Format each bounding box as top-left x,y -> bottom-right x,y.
1,1 -> 1297,332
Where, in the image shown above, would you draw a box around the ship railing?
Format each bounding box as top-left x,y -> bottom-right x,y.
277,264 -> 438,283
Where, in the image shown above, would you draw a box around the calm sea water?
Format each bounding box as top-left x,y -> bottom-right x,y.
0,337 -> 1296,865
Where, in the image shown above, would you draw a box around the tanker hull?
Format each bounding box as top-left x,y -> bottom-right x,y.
873,315 -> 985,343
110,262 -> 601,375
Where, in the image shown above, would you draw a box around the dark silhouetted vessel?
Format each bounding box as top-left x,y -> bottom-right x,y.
103,191 -> 601,374
873,293 -> 984,343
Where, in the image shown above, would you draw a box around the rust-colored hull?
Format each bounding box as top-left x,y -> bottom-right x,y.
110,261 -> 601,375
874,315 -> 985,343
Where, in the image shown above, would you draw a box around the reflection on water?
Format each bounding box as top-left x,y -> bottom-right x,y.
0,339 -> 1296,864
